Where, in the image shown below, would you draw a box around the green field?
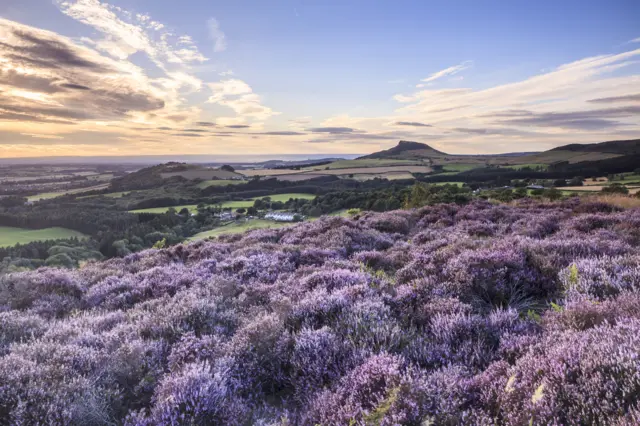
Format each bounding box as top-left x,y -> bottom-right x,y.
196,180 -> 247,189
80,191 -> 133,199
0,226 -> 87,247
86,173 -> 114,181
130,193 -> 316,214
503,163 -> 548,170
188,220 -> 292,240
433,181 -> 465,187
442,164 -> 480,172
307,159 -> 422,170
28,184 -> 110,202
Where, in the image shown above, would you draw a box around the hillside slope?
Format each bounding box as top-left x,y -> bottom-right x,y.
550,138 -> 640,155
2,200 -> 640,424
110,162 -> 243,191
361,138 -> 640,165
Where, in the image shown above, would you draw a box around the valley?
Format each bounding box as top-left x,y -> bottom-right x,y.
1,137 -> 639,275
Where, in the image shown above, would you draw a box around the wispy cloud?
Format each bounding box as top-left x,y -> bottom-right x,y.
0,18 -> 165,126
392,49 -> 640,141
421,61 -> 472,83
588,94 -> 640,104
207,79 -> 278,122
21,133 -> 65,139
207,18 -> 227,53
394,121 -> 432,127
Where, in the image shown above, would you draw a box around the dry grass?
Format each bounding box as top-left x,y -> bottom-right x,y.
241,169 -> 305,177
313,165 -> 432,175
583,194 -> 640,209
563,185 -> 605,192
583,177 -> 609,185
348,172 -> 415,181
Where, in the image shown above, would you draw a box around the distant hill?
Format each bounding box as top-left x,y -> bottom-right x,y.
110,162 -> 243,191
550,139 -> 640,155
359,141 -> 447,160
359,138 -> 640,166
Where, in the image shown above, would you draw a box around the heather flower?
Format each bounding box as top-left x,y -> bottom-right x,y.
0,202 -> 639,424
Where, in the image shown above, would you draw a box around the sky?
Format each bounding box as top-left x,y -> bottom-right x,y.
0,0 -> 639,158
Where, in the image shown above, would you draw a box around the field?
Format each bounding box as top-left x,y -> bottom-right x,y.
514,150 -> 621,165
79,191 -> 134,199
347,172 -> 415,181
242,160 -> 430,179
442,163 -> 480,172
502,163 -> 548,170
3,200 -> 640,424
86,173 -> 114,181
305,165 -> 432,176
0,174 -> 72,182
433,181 -> 465,187
562,185 -> 640,194
0,226 -> 86,247
160,170 -> 243,180
129,193 -> 316,214
270,173 -> 327,181
195,180 -> 247,189
240,169 -> 301,177
188,219 -> 292,240
307,158 -> 423,170
27,183 -> 110,202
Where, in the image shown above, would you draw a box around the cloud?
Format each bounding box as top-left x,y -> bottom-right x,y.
173,133 -> 204,137
588,94 -> 640,104
307,127 -> 358,134
389,47 -> 640,146
630,37 -> 640,43
195,121 -> 217,127
60,83 -> 92,90
421,61 -> 472,83
226,124 -> 251,129
493,106 -> 640,130
452,127 -> 542,136
0,19 -> 166,126
394,121 -> 432,127
207,18 -> 227,53
53,0 -> 208,131
207,79 -> 278,122
257,131 -> 305,136
21,133 -> 65,139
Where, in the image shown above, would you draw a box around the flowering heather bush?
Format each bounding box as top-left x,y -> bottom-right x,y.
1,198 -> 640,425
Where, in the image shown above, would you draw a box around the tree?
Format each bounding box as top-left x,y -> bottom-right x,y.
568,176 -> 584,186
152,238 -> 167,249
45,253 -> 75,268
545,187 -> 562,201
0,196 -> 27,208
220,165 -> 235,172
236,208 -> 246,214
246,207 -> 257,216
602,183 -> 629,195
